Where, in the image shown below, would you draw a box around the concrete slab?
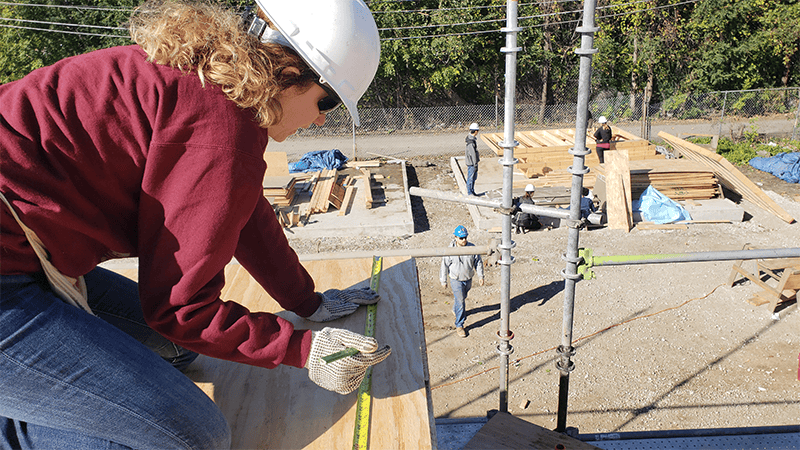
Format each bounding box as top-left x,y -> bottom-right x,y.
679,198 -> 745,222
280,160 -> 415,239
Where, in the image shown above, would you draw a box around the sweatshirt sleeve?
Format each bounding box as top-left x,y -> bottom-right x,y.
234,196 -> 320,318
136,141 -> 311,369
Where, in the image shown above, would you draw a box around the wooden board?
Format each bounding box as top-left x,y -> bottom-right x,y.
658,132 -> 795,223
605,147 -> 633,232
264,152 -> 290,177
110,257 -> 434,449
463,412 -> 600,449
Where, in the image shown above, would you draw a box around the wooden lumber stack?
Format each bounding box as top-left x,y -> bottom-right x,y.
480,127 -> 658,179
263,176 -> 297,207
307,169 -> 339,213
658,132 -> 795,223
594,159 -> 722,201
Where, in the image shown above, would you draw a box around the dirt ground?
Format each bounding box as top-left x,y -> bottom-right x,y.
288,156 -> 800,436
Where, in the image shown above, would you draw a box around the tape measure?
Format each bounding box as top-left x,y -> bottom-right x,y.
352,256 -> 382,450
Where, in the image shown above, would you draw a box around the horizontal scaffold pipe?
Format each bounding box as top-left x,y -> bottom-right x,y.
297,244 -> 495,261
587,247 -> 800,267
409,186 -> 571,220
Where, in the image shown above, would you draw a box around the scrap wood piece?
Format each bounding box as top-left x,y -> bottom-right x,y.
658,132 -> 795,224
463,411 -> 600,450
338,177 -> 357,216
635,222 -> 689,230
360,168 -> 374,209
328,176 -> 346,210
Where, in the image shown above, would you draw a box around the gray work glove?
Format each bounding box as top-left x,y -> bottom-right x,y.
305,327 -> 392,394
306,287 -> 380,322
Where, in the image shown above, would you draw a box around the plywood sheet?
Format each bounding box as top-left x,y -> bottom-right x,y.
111,257 -> 433,449
605,147 -> 633,232
264,152 -> 290,177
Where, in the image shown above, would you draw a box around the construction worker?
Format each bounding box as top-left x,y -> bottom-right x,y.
593,116 -> 620,164
440,225 -> 484,337
465,122 -> 481,196
512,184 -> 542,234
0,0 -> 389,448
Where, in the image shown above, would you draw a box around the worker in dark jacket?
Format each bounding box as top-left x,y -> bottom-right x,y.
465,122 -> 480,196
593,116 -> 613,164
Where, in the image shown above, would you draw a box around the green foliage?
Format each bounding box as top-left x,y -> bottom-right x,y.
715,136 -> 800,165
1,0 -> 798,105
0,1 -> 137,84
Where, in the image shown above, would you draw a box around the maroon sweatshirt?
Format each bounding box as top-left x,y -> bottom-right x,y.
0,45 -> 318,368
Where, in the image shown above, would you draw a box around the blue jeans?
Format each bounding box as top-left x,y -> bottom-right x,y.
0,268 -> 230,449
449,279 -> 472,328
466,165 -> 478,196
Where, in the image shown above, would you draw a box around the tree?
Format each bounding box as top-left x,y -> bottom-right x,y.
0,1 -> 136,84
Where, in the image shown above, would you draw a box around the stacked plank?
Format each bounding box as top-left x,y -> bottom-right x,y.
593,159 -> 722,201
307,169 -> 340,213
481,128 -> 657,182
263,176 -> 297,207
305,170 -> 356,214
658,132 -> 795,224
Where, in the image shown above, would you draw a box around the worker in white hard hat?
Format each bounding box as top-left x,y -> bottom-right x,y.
593,116 -> 624,164
511,184 -> 541,234
0,0 -> 387,447
465,123 -> 481,196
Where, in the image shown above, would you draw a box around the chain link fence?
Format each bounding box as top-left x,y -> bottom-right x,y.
288,87 -> 800,159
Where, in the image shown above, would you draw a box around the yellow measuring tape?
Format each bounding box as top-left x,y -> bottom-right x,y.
352,256 -> 382,450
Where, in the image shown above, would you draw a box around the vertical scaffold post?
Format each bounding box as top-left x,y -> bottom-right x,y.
555,0 -> 599,434
496,0 -> 521,414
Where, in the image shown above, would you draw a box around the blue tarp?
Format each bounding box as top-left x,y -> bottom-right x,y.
288,149 -> 348,173
749,152 -> 800,184
632,185 -> 692,224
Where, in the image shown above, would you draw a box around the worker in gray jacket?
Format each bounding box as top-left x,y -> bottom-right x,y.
465,122 -> 480,196
440,225 -> 484,337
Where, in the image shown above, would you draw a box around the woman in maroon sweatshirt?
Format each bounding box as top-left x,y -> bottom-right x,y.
0,0 -> 389,447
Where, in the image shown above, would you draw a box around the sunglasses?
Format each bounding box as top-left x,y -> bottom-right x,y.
457,236 -> 467,240
315,80 -> 342,114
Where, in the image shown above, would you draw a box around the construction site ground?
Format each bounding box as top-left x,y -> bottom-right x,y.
280,139 -> 800,443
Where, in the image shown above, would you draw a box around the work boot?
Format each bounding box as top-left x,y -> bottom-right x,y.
456,327 -> 467,338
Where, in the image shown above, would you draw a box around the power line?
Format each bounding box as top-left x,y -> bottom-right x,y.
371,0 -> 579,15
0,1 -> 134,12
0,22 -> 129,38
381,0 -> 700,41
0,16 -> 127,31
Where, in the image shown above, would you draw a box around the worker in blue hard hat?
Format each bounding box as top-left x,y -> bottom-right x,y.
440,225 -> 484,338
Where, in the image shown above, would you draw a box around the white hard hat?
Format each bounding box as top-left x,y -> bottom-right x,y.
469,122 -> 479,131
525,184 -> 535,192
598,116 -> 607,124
253,0 -> 380,126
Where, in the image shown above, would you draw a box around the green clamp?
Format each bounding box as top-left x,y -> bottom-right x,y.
577,247 -> 596,280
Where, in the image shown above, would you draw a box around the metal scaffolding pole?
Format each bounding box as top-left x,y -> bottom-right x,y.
496,0 -> 521,414
555,0 -> 599,433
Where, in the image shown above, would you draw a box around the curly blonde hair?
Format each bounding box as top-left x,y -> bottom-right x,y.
129,0 -> 315,128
